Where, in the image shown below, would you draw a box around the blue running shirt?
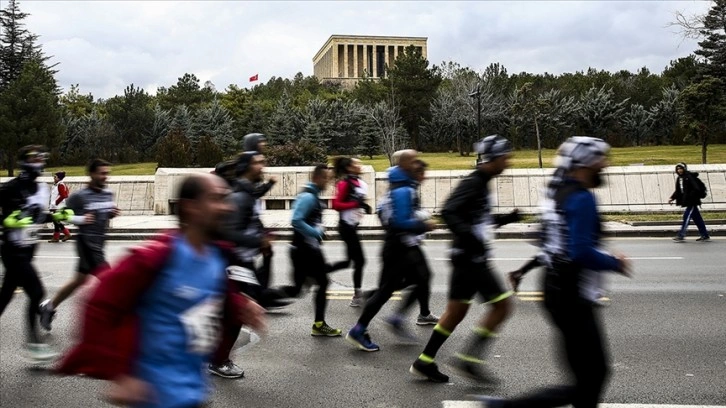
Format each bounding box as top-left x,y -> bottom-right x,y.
134,236 -> 226,408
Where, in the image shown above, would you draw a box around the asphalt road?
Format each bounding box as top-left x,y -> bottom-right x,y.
1,238 -> 724,408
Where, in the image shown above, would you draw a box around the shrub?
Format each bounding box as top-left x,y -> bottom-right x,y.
266,140 -> 327,166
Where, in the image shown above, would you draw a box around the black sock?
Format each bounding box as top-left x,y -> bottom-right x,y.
419,324 -> 452,363
459,326 -> 496,363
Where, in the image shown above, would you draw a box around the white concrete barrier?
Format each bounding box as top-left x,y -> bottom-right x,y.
0,175 -> 155,215
5,164 -> 724,216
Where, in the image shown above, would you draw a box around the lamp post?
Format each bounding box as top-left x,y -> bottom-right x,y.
468,85 -> 482,155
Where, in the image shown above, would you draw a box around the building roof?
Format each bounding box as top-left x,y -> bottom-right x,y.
313,34 -> 428,63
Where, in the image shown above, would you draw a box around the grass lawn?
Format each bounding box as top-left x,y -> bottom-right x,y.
32,145 -> 726,175
359,144 -> 726,172
44,162 -> 158,177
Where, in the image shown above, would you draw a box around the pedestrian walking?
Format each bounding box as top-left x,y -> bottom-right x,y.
669,162 -> 711,242
48,171 -> 71,243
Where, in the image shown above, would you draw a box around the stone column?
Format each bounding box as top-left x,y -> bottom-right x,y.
393,45 -> 399,66
343,43 -> 349,78
362,44 -> 369,77
353,44 -> 359,78
383,45 -> 389,77
372,45 -> 378,78
332,44 -> 339,78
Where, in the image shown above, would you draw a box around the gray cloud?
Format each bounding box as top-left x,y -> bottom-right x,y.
20,0 -> 710,99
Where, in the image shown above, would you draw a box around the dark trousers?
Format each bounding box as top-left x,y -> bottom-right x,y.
358,239 -> 431,326
505,272 -> 609,408
284,245 -> 329,322
364,244 -> 432,317
331,221 -> 365,289
678,206 -> 709,238
212,262 -> 256,365
0,244 -> 45,344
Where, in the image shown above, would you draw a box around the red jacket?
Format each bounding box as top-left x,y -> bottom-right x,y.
56,232 -> 250,380
331,178 -> 360,211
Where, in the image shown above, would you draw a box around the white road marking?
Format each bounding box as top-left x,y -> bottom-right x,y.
433,257 -> 684,261
443,403 -> 725,408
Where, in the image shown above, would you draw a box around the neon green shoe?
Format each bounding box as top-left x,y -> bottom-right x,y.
311,321 -> 342,337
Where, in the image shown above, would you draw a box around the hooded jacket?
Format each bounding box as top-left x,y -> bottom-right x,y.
670,170 -> 703,207
56,232 -> 250,380
387,166 -> 428,235
222,178 -> 264,262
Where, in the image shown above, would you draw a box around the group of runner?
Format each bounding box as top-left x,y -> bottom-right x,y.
0,134 -> 631,408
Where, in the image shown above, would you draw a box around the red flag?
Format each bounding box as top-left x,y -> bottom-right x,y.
249,74 -> 258,82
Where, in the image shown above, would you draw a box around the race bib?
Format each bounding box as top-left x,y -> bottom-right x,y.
179,296 -> 223,354
7,224 -> 41,247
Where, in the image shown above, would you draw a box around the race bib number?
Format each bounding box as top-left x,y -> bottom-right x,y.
8,224 -> 41,247
179,296 -> 223,354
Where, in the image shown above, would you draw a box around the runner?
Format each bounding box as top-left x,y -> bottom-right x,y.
282,164 -> 343,337
330,157 -> 371,307
39,158 -> 118,331
57,173 -> 266,408
346,150 -> 435,352
410,135 -> 521,383
0,145 -> 69,362
473,136 -> 632,408
209,151 -> 285,378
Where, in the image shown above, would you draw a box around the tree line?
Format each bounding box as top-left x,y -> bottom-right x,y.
2,0 -> 726,176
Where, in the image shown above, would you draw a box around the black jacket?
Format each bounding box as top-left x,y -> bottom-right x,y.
670,171 -> 702,207
442,170 -> 518,258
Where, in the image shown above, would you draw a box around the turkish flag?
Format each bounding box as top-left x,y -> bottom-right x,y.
249,74 -> 258,82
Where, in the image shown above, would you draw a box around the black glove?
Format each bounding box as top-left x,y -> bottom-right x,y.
497,209 -> 522,227
360,202 -> 372,214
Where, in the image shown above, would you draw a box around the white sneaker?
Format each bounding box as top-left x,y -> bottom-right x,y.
24,343 -> 59,364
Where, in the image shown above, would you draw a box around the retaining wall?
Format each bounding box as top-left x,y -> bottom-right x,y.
5,165 -> 725,215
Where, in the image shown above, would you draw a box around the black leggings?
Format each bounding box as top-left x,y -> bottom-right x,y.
331,221 -> 365,289
358,239 -> 432,326
505,279 -> 609,408
284,245 -> 330,322
0,244 -> 45,344
364,244 -> 432,317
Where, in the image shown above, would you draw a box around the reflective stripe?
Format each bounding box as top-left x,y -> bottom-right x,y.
455,353 -> 485,364
434,324 -> 452,337
485,290 -> 514,305
418,354 -> 435,364
473,326 -> 496,338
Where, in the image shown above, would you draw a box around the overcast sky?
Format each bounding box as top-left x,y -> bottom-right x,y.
16,0 -> 712,99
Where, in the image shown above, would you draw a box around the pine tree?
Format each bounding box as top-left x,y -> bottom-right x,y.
193,99 -> 236,154
694,0 -> 726,81
357,114 -> 380,159
266,90 -> 299,144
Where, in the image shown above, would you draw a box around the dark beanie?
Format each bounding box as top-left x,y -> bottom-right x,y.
675,162 -> 687,172
55,171 -> 66,180
236,151 -> 259,176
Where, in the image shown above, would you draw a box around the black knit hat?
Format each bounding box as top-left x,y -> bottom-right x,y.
235,151 -> 259,176
675,162 -> 687,172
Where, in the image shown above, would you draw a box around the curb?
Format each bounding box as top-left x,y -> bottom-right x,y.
37,228 -> 724,242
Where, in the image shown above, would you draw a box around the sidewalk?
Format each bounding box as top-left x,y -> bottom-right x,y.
39,210 -> 726,241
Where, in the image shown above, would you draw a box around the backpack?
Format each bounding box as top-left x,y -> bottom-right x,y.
692,175 -> 708,199
376,182 -> 406,228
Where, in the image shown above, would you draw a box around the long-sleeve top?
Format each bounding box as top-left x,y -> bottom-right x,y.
291,183 -> 324,241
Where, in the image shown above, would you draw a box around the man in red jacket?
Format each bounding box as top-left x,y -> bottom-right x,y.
57,173 -> 266,408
